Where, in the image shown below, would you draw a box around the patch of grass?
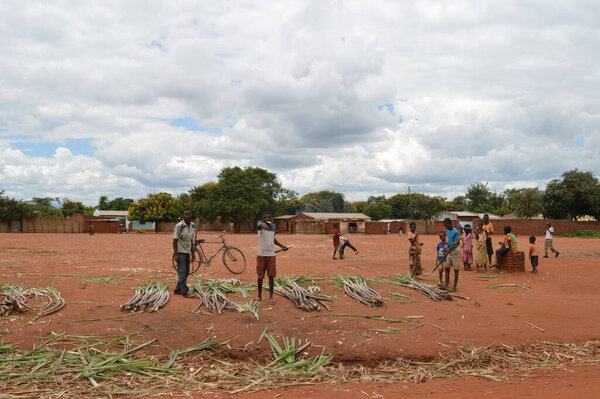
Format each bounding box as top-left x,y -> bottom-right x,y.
135,229 -> 147,234
556,229 -> 600,238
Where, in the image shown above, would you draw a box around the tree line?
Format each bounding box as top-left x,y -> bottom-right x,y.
1,168 -> 599,225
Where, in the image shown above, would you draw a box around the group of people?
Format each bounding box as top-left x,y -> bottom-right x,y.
408,216 -> 561,292
171,208 -> 562,301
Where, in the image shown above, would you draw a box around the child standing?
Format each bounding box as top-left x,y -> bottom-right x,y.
332,223 -> 341,260
529,236 -> 538,274
408,222 -> 423,277
436,231 -> 449,287
461,225 -> 473,271
443,218 -> 461,292
474,220 -> 488,272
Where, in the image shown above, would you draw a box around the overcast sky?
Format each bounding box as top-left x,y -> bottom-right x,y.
1,1 -> 598,205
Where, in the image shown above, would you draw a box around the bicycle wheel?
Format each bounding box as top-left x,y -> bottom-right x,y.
190,248 -> 203,275
222,247 -> 246,274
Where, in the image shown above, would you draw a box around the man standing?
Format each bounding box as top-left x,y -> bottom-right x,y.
257,212 -> 288,304
544,221 -> 560,258
173,208 -> 195,297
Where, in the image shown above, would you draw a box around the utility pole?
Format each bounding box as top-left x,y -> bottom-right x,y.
408,186 -> 412,220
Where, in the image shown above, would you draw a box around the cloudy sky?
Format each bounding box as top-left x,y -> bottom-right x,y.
1,1 -> 598,205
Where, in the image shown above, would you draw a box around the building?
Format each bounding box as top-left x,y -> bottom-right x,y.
436,210 -> 503,230
92,209 -> 155,231
274,213 -> 371,234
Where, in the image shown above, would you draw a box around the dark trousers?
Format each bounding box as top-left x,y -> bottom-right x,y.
495,247 -> 510,265
176,253 -> 190,295
340,241 -> 357,257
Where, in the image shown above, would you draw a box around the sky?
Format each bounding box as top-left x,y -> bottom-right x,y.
1,1 -> 599,205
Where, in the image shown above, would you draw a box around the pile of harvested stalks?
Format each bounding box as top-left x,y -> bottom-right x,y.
29,287 -> 67,316
378,273 -> 452,301
274,276 -> 332,311
192,279 -> 259,319
120,283 -> 169,312
333,275 -> 383,307
0,284 -> 30,316
1,284 -> 66,317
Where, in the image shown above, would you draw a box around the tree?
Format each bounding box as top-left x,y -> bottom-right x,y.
128,193 -> 181,223
189,183 -> 218,223
363,202 -> 393,221
385,193 -> 445,220
300,191 -> 346,213
209,166 -> 284,232
274,189 -> 304,215
504,188 -> 544,219
61,199 -> 94,216
97,196 -> 134,211
0,191 -> 35,222
31,197 -> 63,217
543,169 -> 600,220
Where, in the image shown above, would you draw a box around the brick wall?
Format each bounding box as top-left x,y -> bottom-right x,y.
0,221 -> 10,233
22,216 -> 84,233
498,219 -> 600,236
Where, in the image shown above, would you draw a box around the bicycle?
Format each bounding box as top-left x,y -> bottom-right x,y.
172,231 -> 247,275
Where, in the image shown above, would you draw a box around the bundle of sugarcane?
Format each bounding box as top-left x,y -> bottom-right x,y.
274,276 -> 332,312
379,273 -> 452,301
0,284 -> 30,316
120,283 -> 170,312
28,287 -> 67,317
192,279 -> 259,319
333,275 -> 383,307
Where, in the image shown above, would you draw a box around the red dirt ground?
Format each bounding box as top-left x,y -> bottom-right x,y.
1,232 -> 599,397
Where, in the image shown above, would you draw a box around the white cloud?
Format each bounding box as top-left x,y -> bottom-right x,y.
0,1 -> 598,204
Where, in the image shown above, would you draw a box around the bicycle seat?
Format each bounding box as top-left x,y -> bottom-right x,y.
196,239 -> 206,243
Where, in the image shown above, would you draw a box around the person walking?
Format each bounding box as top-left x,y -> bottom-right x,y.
173,208 -> 196,297
544,221 -> 560,258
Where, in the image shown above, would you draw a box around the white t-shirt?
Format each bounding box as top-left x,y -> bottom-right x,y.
545,226 -> 554,240
257,222 -> 276,257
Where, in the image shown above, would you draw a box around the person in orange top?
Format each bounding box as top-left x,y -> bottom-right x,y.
529,236 -> 539,274
493,225 -> 517,267
408,222 -> 423,277
482,214 -> 494,265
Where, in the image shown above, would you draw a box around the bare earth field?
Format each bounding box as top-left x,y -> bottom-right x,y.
1,232 -> 600,398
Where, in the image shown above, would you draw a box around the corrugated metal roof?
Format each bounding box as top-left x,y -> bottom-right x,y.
95,210 -> 129,217
300,212 -> 370,220
273,215 -> 296,219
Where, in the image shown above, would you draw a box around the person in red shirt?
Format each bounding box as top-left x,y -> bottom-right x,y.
332,223 -> 341,259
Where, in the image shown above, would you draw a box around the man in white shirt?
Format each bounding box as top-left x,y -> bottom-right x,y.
256,212 -> 288,304
173,209 -> 196,296
544,221 -> 560,258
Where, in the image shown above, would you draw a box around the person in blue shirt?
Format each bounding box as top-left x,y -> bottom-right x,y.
443,218 -> 461,292
436,231 -> 449,287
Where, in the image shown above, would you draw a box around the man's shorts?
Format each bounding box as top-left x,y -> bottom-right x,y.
444,250 -> 461,271
256,255 -> 276,279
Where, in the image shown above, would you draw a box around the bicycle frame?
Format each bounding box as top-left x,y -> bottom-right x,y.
194,239 -> 228,267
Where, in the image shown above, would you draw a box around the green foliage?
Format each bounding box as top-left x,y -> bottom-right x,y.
300,191 -> 346,213
0,191 -> 36,222
556,229 -> 600,238
504,188 -> 544,218
274,189 -> 304,215
97,196 -> 134,211
208,166 -> 284,232
385,193 -> 445,220
363,202 -> 393,220
543,169 -> 600,220
61,199 -> 94,216
31,197 -> 63,217
128,192 -> 181,222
